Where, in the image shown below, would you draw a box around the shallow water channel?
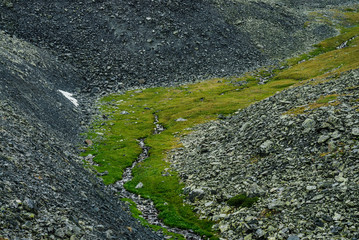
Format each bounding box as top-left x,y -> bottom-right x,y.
114,115 -> 202,239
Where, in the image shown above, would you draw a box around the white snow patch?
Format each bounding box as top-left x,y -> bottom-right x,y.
58,90 -> 79,107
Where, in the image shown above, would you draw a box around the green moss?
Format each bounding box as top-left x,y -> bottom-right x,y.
227,194 -> 259,208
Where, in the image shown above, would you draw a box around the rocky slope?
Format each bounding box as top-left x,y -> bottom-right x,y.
0,0 -> 339,93
0,32 -> 161,239
170,69 -> 359,239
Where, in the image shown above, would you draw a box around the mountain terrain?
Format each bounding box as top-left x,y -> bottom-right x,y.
0,0 -> 359,239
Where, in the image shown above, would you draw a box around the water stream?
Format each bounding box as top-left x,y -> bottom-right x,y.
114,114 -> 202,239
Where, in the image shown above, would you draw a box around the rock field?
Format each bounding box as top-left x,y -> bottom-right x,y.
1,0 -> 340,92
170,70 -> 359,239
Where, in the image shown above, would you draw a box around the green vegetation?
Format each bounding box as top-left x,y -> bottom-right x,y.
84,75 -> 296,238
121,198 -> 185,239
227,194 -> 259,208
83,6 -> 359,239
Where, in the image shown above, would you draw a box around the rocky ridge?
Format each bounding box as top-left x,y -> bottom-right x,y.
170,69 -> 359,239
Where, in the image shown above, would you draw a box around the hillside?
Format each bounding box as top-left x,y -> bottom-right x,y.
0,31 -> 160,239
171,69 -> 359,239
1,0 -> 338,91
1,0 -> 359,239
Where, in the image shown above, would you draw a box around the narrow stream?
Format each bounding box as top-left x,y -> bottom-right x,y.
114,114 -> 202,240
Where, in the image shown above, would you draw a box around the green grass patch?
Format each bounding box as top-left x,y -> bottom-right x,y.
227,194 -> 259,208
83,76 -> 299,238
83,7 -> 359,239
121,198 -> 185,239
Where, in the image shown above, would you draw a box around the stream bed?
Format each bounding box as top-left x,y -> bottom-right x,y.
113,115 -> 202,239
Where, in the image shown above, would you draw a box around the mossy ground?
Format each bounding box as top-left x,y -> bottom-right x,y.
227,194 -> 259,208
83,6 -> 359,239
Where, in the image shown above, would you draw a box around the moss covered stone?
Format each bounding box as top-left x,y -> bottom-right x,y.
227,194 -> 259,208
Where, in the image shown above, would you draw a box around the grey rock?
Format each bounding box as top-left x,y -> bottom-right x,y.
260,140 -> 273,153
23,198 -> 37,213
268,199 -> 284,210
176,118 -> 187,122
188,189 -> 205,202
287,235 -> 300,240
55,228 -> 65,238
302,118 -> 315,132
135,182 -> 144,189
318,135 -> 330,143
352,128 -> 359,136
98,171 -> 109,176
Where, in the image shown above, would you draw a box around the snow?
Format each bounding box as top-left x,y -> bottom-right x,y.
58,90 -> 79,107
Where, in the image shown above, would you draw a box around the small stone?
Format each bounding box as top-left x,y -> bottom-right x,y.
287,235 -> 300,240
23,198 -> 37,213
219,223 -> 229,232
55,228 -> 65,238
98,171 -> 109,176
302,119 -> 315,132
138,79 -> 146,84
335,173 -> 347,182
333,213 -> 342,221
120,111 -> 129,115
85,139 -> 93,146
331,131 -> 341,139
260,140 -> 273,153
244,234 -> 253,240
318,135 -> 330,143
306,186 -> 316,191
188,189 -> 205,202
135,182 -> 143,189
352,128 -> 359,136
175,118 -> 187,122
268,199 -> 284,209
322,215 -> 333,222
256,229 -> 265,238
312,194 -> 324,201
205,201 -> 213,207
106,229 -> 114,239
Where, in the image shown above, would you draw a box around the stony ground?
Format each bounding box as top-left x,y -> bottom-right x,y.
170,69 -> 359,239
0,32 -> 161,239
0,0 -> 340,93
1,0 -> 359,239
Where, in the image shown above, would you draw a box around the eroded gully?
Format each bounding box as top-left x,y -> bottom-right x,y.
113,114 -> 202,240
